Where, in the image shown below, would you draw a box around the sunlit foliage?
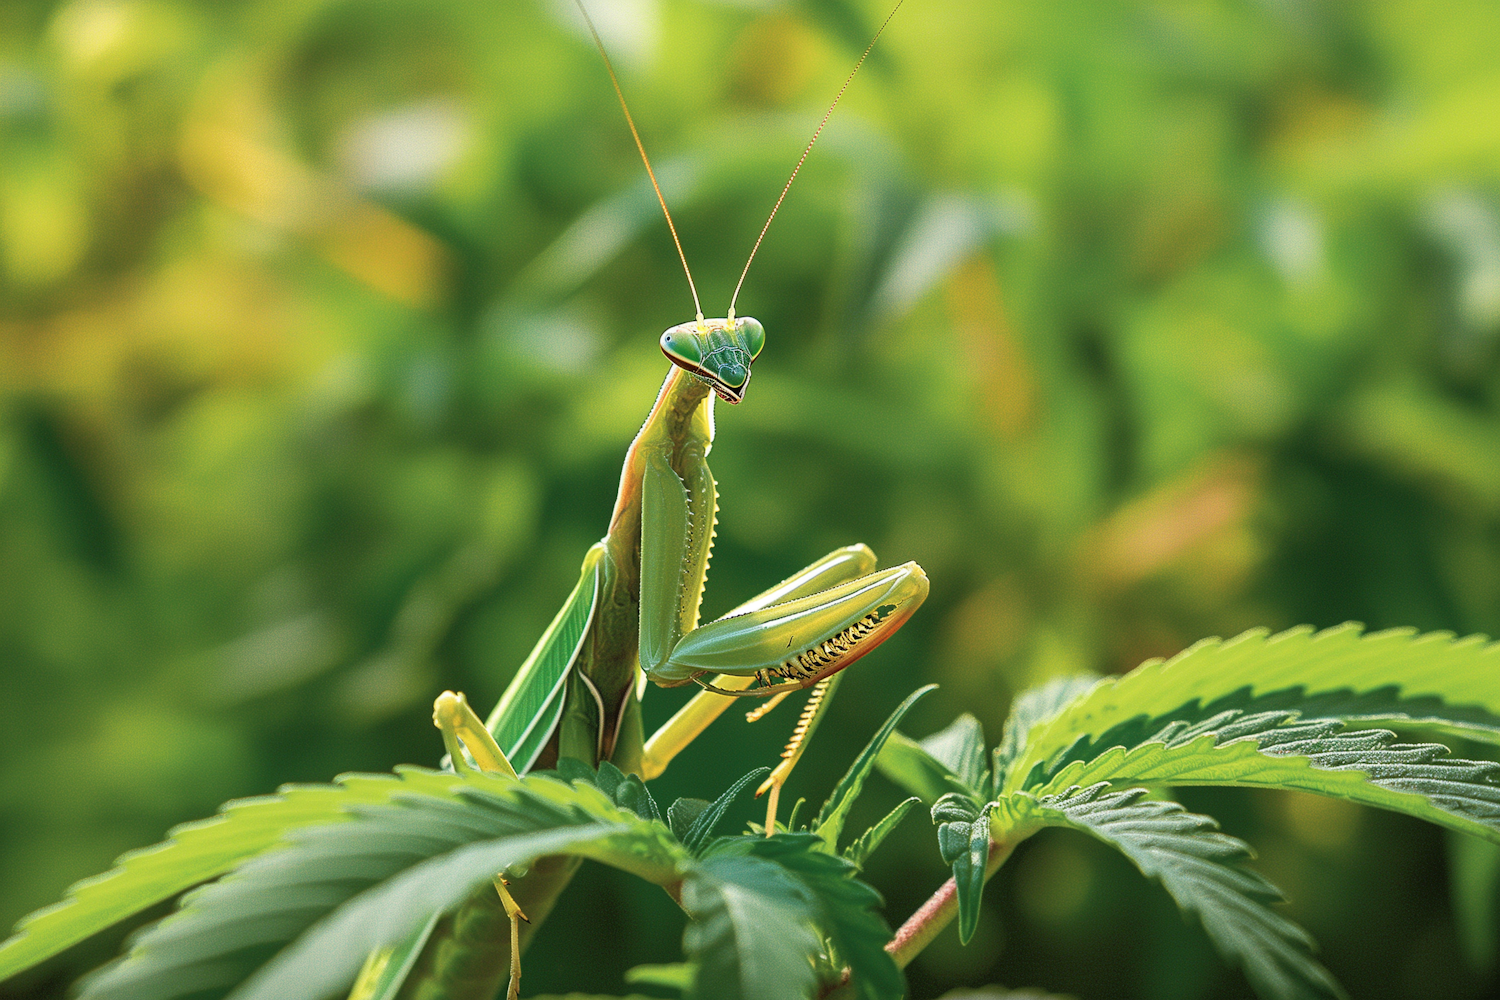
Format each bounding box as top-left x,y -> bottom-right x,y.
3,1 -> 1499,997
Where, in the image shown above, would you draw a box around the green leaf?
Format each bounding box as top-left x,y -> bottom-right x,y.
920,713 -> 989,791
669,798 -> 712,843
681,854 -> 823,1000
485,546 -> 603,774
63,768 -> 685,1000
1021,783 -> 1345,1000
1024,706 -> 1500,844
0,771 -> 456,983
812,684 -> 936,851
683,768 -> 770,855
876,731 -> 975,803
930,796 -> 991,945
843,797 -> 920,869
700,835 -> 903,1000
1011,626 -> 1500,790
994,675 -> 1100,792
607,768 -> 663,826
348,911 -> 439,1000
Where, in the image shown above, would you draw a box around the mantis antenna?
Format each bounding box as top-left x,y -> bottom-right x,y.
574,0 -> 904,324
573,0 -> 705,323
729,0 -> 905,318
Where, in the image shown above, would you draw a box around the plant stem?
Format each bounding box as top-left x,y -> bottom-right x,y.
885,837 -> 1017,969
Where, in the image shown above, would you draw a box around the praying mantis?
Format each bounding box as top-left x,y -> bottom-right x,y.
354,2 -> 923,997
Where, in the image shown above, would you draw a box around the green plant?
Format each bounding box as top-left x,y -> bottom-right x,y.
2,623 -> 1498,999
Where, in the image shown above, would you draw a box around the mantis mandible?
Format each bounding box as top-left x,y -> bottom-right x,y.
354,3 -> 921,997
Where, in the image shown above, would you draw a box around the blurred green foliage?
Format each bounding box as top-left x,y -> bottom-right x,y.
2,0 -> 1499,997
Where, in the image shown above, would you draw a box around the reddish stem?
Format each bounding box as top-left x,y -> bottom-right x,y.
885,837 -> 1018,970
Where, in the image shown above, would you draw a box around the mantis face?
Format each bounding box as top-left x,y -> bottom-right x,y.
659,315 -> 766,404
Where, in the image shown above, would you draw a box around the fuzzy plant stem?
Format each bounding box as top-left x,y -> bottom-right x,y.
885,837 -> 1018,969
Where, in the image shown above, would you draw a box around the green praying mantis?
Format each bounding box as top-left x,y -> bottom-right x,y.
353,2 -> 923,997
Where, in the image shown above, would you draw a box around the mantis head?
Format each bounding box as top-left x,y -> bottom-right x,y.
660,315 -> 766,404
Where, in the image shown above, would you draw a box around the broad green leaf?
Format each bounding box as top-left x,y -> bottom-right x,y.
64,768 -> 685,1000
843,797 -> 920,869
1017,784 -> 1344,1000
347,911 -> 438,1000
1011,626 -> 1500,790
230,826 -> 630,1000
681,854 -> 822,1000
919,714 -> 988,791
0,771 -> 459,982
813,684 -> 936,851
1024,707 -> 1500,844
485,545 -> 603,774
993,675 -> 1100,791
876,731 -> 975,803
701,835 -> 903,1000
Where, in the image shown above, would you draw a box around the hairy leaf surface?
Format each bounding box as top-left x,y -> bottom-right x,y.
1020,705 -> 1500,843
681,853 -> 823,1000
693,835 -> 902,1000
0,771 -> 462,982
1009,626 -> 1500,794
1017,784 -> 1345,1000
67,768 -> 684,1000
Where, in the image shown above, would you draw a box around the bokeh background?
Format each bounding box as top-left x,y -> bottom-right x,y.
3,0 -> 1500,997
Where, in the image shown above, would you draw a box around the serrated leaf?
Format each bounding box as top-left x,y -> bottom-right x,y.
920,714 -> 989,790
1023,705 -> 1500,844
843,797 -> 919,869
702,835 -> 903,1000
58,768 -> 685,1000
683,769 -> 770,855
1011,626 -> 1500,790
1022,783 -> 1345,1000
0,771 -> 456,982
681,854 -> 822,1000
876,731 -> 975,803
230,826 -> 622,1000
994,675 -> 1101,791
813,685 -> 936,851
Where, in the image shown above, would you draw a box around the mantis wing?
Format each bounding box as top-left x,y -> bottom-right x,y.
484,543 -> 604,774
